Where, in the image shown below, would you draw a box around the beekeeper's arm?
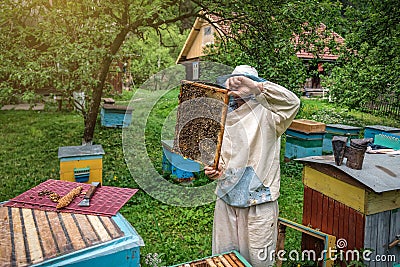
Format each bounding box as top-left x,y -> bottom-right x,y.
227,76 -> 300,136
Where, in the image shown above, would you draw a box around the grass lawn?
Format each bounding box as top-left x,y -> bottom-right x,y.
0,94 -> 399,266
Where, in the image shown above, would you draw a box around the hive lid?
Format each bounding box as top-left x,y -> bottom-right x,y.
326,124 -> 361,130
58,145 -> 105,158
296,154 -> 400,193
365,125 -> 400,132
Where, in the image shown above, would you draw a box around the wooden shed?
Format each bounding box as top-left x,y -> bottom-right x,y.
296,154 -> 400,267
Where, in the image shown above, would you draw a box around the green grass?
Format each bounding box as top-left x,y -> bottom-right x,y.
0,96 -> 398,266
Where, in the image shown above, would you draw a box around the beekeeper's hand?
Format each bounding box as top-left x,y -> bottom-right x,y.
226,76 -> 263,97
204,164 -> 224,180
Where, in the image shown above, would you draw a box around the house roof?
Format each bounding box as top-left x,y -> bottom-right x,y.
295,23 -> 345,61
176,15 -> 345,64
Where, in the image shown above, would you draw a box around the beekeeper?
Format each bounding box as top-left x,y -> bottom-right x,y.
205,65 -> 300,267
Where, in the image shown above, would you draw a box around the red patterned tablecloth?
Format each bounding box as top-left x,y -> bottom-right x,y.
4,179 -> 138,217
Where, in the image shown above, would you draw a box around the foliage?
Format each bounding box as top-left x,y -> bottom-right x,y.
197,0 -> 344,94
325,0 -> 400,112
121,26 -> 189,87
0,0 -> 198,143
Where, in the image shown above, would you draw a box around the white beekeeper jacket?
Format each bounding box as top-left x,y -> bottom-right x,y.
216,80 -> 300,206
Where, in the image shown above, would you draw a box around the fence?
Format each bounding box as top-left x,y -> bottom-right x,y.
366,93 -> 400,119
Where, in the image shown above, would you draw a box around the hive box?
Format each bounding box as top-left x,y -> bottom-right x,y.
364,125 -> 400,141
162,140 -> 200,180
285,129 -> 324,159
296,154 -> 400,267
0,205 -> 144,267
289,119 -> 326,133
58,145 -> 104,184
101,104 -> 133,128
171,250 -> 252,267
322,124 -> 361,154
374,132 -> 400,150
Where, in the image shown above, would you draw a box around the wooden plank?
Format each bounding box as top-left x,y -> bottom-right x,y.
364,214 -> 378,267
303,167 -> 366,213
326,197 -> 335,234
46,211 -> 71,252
22,208 -> 44,264
310,189 -> 319,229
302,186 -> 312,226
376,211 -> 391,266
355,211 -> 365,250
342,204 -> 349,247
0,207 -> 12,267
316,191 -> 323,230
332,201 -> 339,238
73,213 -> 101,246
12,208 -> 28,266
337,202 -> 345,241
99,216 -> 123,239
321,194 -> 329,233
60,213 -> 86,251
389,209 -> 400,264
366,190 -> 400,215
33,210 -> 58,259
347,208 -> 356,250
87,215 -> 111,242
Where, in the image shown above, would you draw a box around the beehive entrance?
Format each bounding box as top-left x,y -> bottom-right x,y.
173,81 -> 229,167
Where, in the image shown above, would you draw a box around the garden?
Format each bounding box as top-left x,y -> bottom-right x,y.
1,90 -> 399,266
1,1 -> 399,266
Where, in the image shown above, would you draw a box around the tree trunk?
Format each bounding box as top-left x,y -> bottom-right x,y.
82,27 -> 130,144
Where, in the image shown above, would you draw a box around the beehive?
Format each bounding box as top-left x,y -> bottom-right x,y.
162,139 -> 200,180
171,250 -> 252,267
285,129 -> 324,159
0,205 -> 143,267
58,145 -> 104,184
364,125 -> 400,141
296,154 -> 400,266
374,133 -> 400,150
100,104 -> 133,128
322,124 -> 361,154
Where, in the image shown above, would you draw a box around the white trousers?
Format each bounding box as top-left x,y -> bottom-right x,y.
212,199 -> 278,267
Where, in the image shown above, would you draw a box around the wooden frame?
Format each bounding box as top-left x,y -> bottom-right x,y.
276,217 -> 336,267
173,80 -> 229,168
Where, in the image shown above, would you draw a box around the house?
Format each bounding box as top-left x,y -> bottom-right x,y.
176,15 -> 345,97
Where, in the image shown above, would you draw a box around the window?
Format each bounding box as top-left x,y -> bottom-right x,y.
204,26 -> 212,36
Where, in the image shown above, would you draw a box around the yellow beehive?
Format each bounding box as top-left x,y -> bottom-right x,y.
58,145 -> 104,184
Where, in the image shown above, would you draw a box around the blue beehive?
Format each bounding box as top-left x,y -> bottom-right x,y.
1,205 -> 144,267
101,104 -> 133,128
162,140 -> 201,180
285,129 -> 325,160
322,124 -> 361,154
364,125 -> 400,141
374,132 -> 400,150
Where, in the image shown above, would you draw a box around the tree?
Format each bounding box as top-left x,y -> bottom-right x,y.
0,0 -> 198,144
326,0 -> 400,113
193,0 -> 344,93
